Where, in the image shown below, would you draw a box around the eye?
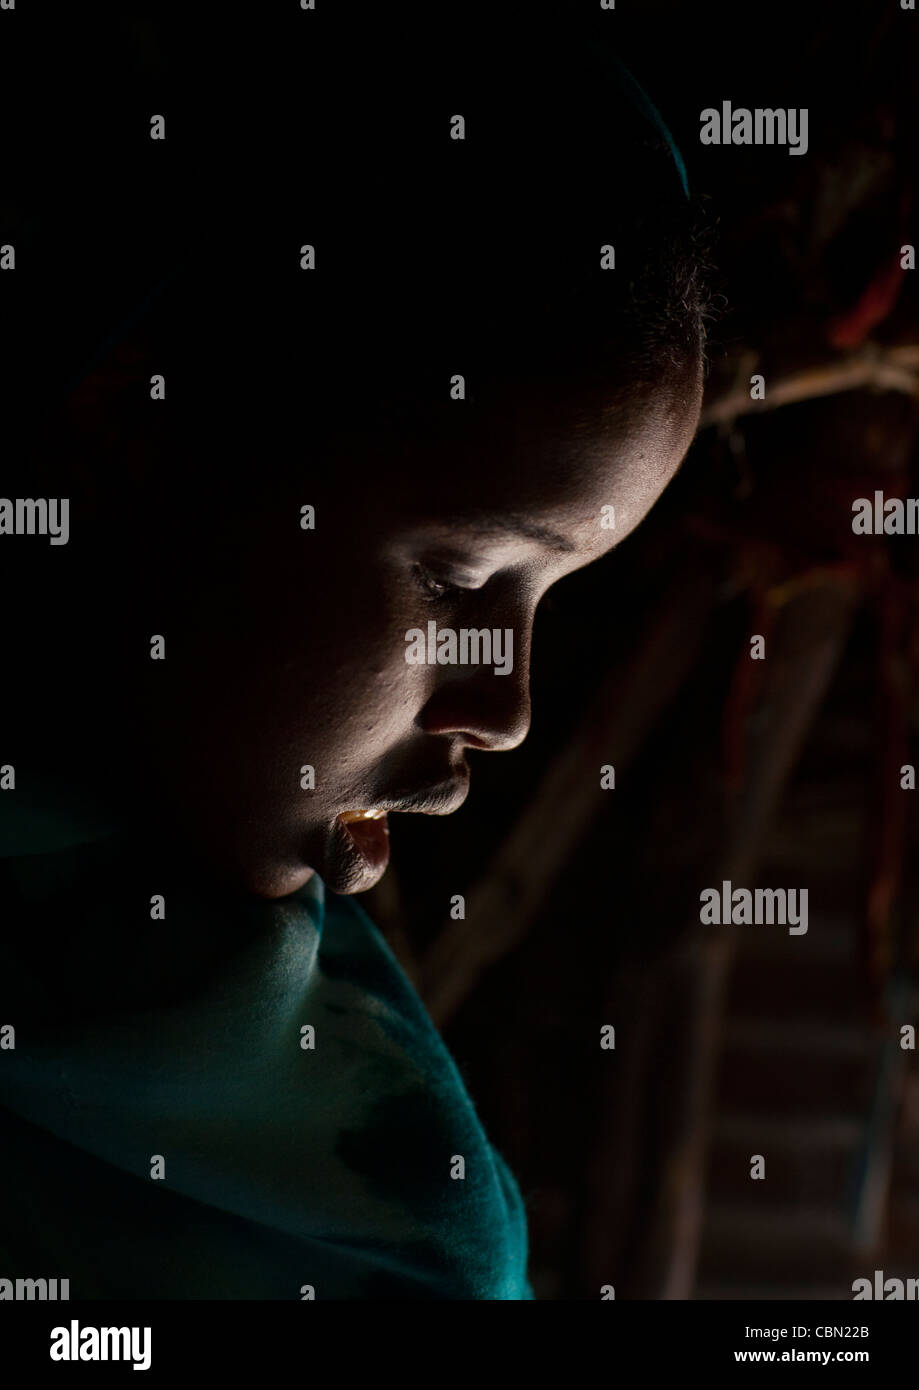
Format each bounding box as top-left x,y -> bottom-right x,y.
411,562 -> 469,604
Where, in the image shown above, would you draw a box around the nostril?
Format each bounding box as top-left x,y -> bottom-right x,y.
460,733 -> 493,751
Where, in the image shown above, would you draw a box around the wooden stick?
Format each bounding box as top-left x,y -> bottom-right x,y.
660,578 -> 863,1299
700,345 -> 919,429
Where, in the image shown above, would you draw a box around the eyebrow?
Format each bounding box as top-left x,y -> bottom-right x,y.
463,514 -> 578,554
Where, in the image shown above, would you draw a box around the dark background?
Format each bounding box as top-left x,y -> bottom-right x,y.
3,0 -> 919,1298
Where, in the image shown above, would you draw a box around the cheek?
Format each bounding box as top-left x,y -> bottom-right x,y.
144,521 -> 448,819
165,560 -> 428,786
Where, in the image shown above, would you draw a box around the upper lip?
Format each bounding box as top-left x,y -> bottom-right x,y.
356,777 -> 470,820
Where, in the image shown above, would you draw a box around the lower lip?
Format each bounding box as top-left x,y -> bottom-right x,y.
337,813 -> 391,878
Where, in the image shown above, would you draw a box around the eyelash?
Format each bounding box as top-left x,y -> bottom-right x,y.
412,563 -> 468,604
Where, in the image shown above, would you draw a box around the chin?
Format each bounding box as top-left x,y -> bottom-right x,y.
240,862 -> 318,901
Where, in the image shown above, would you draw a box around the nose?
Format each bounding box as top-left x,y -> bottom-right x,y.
414,629 -> 532,752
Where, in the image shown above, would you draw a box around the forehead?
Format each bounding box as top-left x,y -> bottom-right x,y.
354,367 -> 703,545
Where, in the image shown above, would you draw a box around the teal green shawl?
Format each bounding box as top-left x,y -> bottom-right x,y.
0,782 -> 533,1299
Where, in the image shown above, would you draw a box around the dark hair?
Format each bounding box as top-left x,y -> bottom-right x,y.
135,61 -> 715,484
9,38 -> 716,505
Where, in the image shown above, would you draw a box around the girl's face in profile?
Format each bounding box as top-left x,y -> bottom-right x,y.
139,370 -> 702,900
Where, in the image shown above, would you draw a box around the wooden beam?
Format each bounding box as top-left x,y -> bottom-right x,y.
700,345 -> 919,430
